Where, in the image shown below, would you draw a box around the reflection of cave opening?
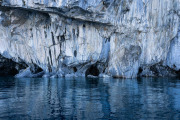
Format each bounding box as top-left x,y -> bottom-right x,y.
85,65 -> 100,77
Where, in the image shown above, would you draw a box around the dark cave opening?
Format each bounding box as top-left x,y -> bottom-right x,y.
0,55 -> 27,76
83,24 -> 86,28
138,67 -> 143,76
73,67 -> 77,72
176,69 -> 180,78
85,65 -> 100,77
0,66 -> 19,76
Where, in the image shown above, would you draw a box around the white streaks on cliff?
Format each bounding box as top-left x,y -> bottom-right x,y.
0,0 -> 179,78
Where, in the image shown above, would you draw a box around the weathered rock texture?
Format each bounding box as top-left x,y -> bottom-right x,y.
0,0 -> 179,78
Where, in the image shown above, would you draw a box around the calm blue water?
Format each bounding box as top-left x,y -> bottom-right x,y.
0,77 -> 180,120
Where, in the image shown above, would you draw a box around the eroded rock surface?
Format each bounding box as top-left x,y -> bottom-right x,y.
0,0 -> 179,78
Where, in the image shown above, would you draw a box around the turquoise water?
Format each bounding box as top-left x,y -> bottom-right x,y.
0,77 -> 180,120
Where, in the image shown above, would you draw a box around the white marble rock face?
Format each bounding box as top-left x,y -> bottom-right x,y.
0,0 -> 179,78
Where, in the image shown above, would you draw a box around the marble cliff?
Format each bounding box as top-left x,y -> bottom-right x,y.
0,0 -> 179,78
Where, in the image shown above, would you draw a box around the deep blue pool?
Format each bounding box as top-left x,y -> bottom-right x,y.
0,77 -> 180,119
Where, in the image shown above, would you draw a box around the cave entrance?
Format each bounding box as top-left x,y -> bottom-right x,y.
85,65 -> 100,77
176,69 -> 180,78
137,67 -> 143,76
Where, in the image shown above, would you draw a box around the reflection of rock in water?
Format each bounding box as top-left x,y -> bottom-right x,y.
0,77 -> 180,119
86,78 -> 99,88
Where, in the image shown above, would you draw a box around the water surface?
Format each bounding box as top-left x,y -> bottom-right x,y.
0,77 -> 180,119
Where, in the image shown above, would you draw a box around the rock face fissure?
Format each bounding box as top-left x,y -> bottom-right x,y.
0,0 -> 179,78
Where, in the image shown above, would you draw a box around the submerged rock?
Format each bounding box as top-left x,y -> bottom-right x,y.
65,73 -> 78,78
0,0 -> 179,78
15,67 -> 44,78
87,75 -> 99,79
99,74 -> 111,78
15,67 -> 32,78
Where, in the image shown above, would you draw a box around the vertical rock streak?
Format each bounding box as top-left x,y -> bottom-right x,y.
0,0 -> 179,78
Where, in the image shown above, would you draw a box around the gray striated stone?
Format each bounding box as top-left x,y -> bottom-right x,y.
167,25 -> 180,71
138,62 -> 178,77
0,0 -> 179,78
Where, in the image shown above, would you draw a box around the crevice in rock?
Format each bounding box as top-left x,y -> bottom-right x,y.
85,65 -> 100,77
47,57 -> 52,72
30,63 -> 43,74
51,32 -> 55,45
49,49 -> 53,65
74,50 -> 77,57
61,34 -> 65,42
76,27 -> 79,37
